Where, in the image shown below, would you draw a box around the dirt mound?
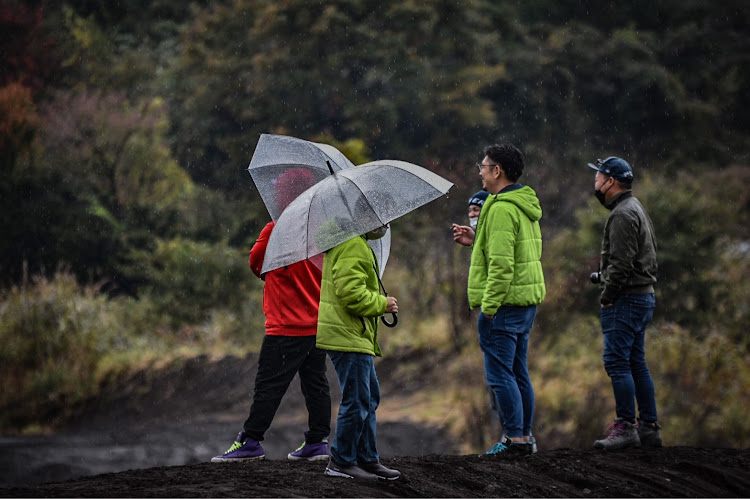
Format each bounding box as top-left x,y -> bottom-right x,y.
3,447 -> 749,497
3,349 -> 749,497
0,351 -> 459,488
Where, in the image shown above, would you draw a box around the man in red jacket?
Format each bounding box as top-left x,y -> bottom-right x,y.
212,169 -> 331,462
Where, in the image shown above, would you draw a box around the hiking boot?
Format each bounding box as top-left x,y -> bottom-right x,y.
211,432 -> 265,462
486,435 -> 531,457
288,435 -> 330,461
637,419 -> 663,447
594,418 -> 641,450
324,458 -> 378,479
528,435 -> 538,454
359,461 -> 401,480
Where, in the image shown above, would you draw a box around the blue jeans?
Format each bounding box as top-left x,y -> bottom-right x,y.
478,306 -> 537,438
328,351 -> 380,467
600,293 -> 657,423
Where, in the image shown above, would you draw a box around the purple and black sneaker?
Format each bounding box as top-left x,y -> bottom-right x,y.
211,432 -> 265,462
288,434 -> 330,461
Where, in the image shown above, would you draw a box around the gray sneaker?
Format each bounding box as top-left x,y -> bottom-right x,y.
637,419 -> 662,447
594,418 -> 641,450
324,458 -> 378,479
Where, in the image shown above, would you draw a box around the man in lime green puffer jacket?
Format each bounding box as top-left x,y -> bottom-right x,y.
453,143 -> 546,457
317,227 -> 401,480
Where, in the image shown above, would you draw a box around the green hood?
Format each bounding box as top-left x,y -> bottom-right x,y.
498,185 -> 543,223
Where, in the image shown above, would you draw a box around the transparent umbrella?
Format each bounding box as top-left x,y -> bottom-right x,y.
247,134 -> 354,221
247,133 -> 390,273
260,159 -> 453,327
260,160 -> 454,273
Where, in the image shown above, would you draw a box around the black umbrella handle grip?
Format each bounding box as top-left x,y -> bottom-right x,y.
381,313 -> 398,327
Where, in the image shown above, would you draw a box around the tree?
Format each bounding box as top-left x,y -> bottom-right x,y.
0,90 -> 235,292
0,83 -> 36,169
165,0 -> 502,191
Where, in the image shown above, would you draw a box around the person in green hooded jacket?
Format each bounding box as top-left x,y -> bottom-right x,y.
453,143 -> 546,457
317,225 -> 401,480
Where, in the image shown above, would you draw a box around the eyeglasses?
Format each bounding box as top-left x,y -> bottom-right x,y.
477,163 -> 498,172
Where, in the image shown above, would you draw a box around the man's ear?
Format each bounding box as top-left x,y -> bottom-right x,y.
494,164 -> 504,180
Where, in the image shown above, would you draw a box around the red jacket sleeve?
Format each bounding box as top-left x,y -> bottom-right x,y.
249,221 -> 274,278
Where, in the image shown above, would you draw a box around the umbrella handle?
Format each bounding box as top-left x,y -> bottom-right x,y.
372,262 -> 397,327
381,313 -> 398,327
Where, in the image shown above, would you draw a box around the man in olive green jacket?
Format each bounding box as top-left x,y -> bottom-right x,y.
453,143 -> 545,457
317,228 -> 401,480
588,156 -> 661,451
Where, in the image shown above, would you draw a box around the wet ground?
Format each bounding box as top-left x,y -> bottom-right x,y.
3,446 -> 749,497
0,420 -> 454,488
0,352 -> 457,488
2,351 -> 749,497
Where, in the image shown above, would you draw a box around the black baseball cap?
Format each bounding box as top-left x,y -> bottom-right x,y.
587,156 -> 634,184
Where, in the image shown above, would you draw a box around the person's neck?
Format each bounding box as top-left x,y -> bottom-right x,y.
489,178 -> 514,195
605,185 -> 627,202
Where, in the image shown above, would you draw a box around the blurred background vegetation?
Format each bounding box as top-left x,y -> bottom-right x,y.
1,0 -> 748,449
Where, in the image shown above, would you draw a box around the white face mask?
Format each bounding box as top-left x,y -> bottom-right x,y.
469,216 -> 478,230
365,225 -> 388,240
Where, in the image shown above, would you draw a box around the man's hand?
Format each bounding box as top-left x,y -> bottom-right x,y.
452,223 -> 475,247
386,296 -> 398,313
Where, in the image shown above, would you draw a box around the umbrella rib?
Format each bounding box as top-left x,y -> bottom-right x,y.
394,167 -> 450,196
344,175 -> 388,226
362,160 -> 453,196
305,189 -> 315,260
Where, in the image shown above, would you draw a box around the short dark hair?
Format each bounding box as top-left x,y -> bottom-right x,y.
484,144 -> 524,182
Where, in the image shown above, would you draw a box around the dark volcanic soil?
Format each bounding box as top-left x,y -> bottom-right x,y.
2,350 -> 749,497
3,447 -> 749,498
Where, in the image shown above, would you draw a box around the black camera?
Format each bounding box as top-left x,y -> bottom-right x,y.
590,271 -> 601,284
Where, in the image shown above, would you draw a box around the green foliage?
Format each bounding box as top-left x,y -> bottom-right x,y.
637,170 -> 747,329
0,270 -> 264,432
0,272 -> 134,429
530,314 -> 750,449
3,0 -> 749,447
531,314 -> 612,450
652,322 -> 750,447
1,89 -> 247,292
129,237 -> 263,329
538,168 -> 749,340
166,0 -> 501,190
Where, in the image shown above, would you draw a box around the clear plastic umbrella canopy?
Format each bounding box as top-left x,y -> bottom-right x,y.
261,160 -> 454,274
248,134 -> 355,221
247,133 -> 390,273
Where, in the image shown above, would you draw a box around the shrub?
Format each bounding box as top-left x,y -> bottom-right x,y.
0,268 -> 264,432
0,273 -> 115,429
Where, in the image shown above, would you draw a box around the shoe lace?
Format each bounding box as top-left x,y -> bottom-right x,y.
224,439 -> 244,454
605,422 -> 627,440
486,441 -> 509,454
294,438 -> 328,452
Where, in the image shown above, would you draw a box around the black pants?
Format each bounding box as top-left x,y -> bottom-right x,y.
243,335 -> 331,443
